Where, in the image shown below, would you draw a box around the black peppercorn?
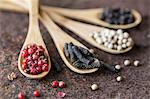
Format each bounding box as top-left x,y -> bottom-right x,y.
100,7 -> 135,25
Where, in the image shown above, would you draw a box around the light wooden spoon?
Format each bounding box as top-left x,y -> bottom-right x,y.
3,0 -> 99,74
18,0 -> 51,79
3,0 -> 142,29
39,11 -> 99,74
48,12 -> 134,54
43,7 -> 142,29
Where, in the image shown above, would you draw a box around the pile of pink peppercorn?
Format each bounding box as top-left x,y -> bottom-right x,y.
21,44 -> 49,75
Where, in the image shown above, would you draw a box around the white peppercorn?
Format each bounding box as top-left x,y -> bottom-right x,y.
110,30 -> 115,36
91,84 -> 98,91
107,43 -> 113,49
124,60 -> 131,66
118,35 -> 124,40
117,40 -> 122,45
117,45 -> 122,51
115,65 -> 121,70
93,32 -> 99,38
123,32 -> 129,38
117,29 -> 123,35
122,39 -> 127,43
122,44 -> 127,48
128,38 -> 132,42
96,38 -> 102,44
102,37 -> 107,42
134,60 -> 140,66
116,76 -> 122,82
104,42 -> 109,47
126,41 -> 132,47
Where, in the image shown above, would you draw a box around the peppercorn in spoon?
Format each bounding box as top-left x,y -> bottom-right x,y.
18,0 -> 51,79
48,12 -> 134,54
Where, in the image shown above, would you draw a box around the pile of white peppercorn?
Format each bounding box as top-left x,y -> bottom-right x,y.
90,28 -> 133,50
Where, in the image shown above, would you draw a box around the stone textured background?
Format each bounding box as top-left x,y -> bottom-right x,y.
0,0 -> 149,99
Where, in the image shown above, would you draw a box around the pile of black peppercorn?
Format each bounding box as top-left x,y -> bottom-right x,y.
64,42 -> 101,69
100,7 -> 135,25
63,42 -> 119,73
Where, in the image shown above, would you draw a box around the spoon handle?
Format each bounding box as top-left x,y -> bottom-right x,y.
28,0 -> 39,33
23,0 -> 45,47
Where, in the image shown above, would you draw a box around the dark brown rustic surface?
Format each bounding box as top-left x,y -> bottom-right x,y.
0,0 -> 150,99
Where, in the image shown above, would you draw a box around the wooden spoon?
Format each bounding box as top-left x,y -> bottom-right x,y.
3,0 -> 142,29
3,0 -> 98,74
39,11 -> 99,74
18,0 -> 51,79
48,12 -> 134,54
44,7 -> 142,29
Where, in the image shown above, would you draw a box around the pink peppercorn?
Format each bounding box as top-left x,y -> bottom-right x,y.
32,54 -> 39,60
38,60 -> 43,66
36,67 -> 42,73
28,48 -> 34,54
51,81 -> 59,88
18,92 -> 24,99
42,65 -> 48,72
21,50 -> 28,57
30,67 -> 37,75
59,81 -> 65,88
33,90 -> 40,97
57,92 -> 66,98
22,63 -> 27,70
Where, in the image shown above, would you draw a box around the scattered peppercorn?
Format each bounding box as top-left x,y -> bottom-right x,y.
18,92 -> 24,99
115,65 -> 121,70
51,81 -> 59,88
134,60 -> 140,66
100,7 -> 135,25
57,92 -> 66,98
91,84 -> 98,90
116,76 -> 123,82
33,90 -> 40,97
21,44 -> 49,75
124,60 -> 131,66
59,81 -> 65,88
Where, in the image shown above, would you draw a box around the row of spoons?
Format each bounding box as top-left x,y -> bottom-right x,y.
0,0 -> 139,79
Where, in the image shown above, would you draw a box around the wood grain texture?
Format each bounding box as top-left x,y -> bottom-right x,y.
0,0 -> 149,99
